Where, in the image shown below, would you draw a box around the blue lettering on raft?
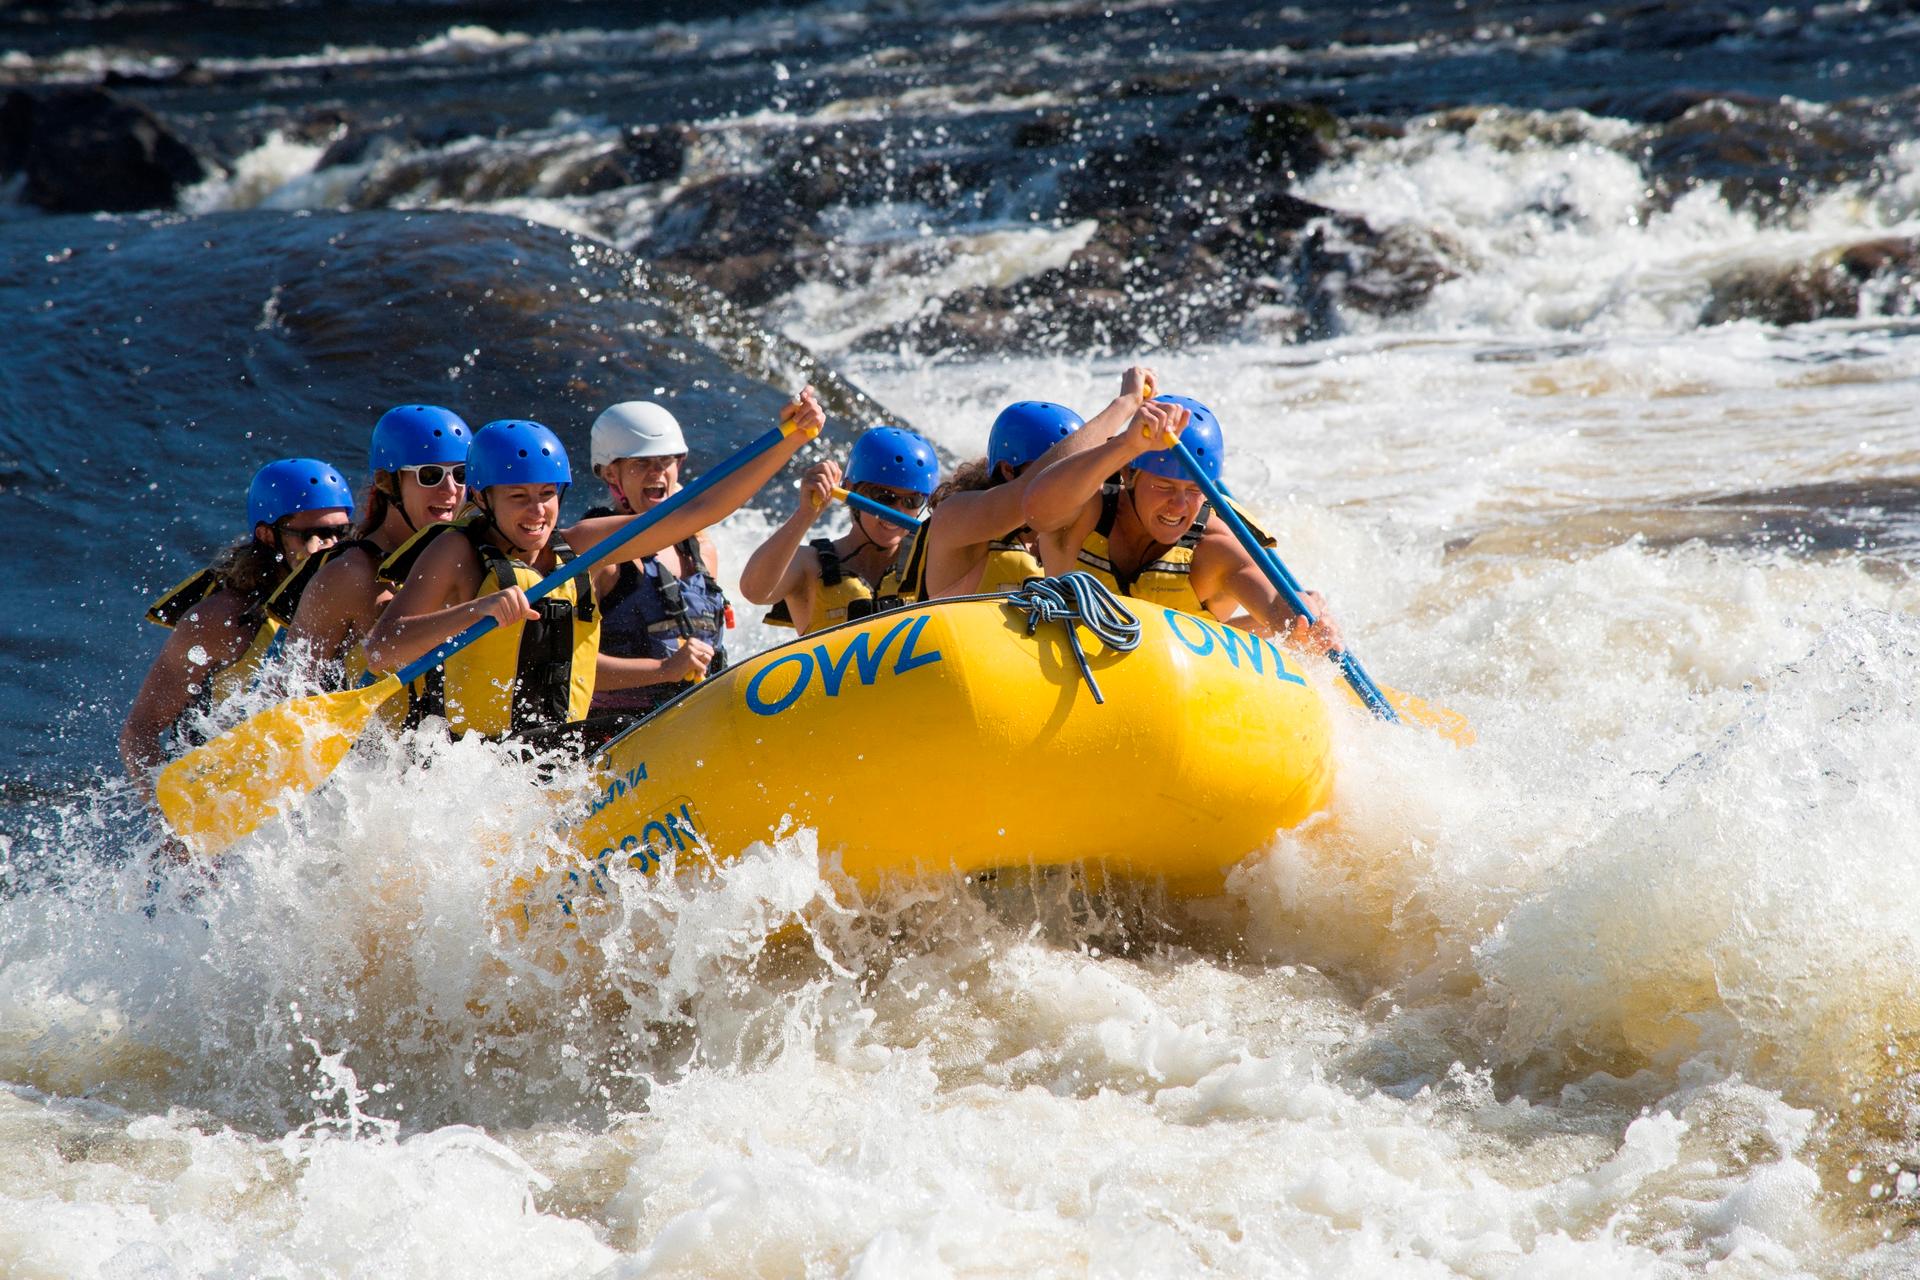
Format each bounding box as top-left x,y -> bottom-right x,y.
1162,608 -> 1306,686
744,613 -> 943,716
556,799 -> 703,914
590,800 -> 702,877
586,761 -> 649,818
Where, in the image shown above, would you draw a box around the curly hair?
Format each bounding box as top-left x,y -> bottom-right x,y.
929,456 -> 997,508
208,534 -> 290,607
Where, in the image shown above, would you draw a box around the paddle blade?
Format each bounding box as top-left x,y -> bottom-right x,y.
1344,681 -> 1475,746
156,676 -> 403,856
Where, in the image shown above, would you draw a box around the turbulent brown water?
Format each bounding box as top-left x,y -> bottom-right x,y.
3,2 -> 1920,1275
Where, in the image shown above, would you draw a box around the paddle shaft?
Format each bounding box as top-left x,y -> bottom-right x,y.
1167,439 -> 1399,722
832,485 -> 924,530
396,420 -> 804,685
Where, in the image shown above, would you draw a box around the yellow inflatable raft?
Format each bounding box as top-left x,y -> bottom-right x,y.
559,582 -> 1333,901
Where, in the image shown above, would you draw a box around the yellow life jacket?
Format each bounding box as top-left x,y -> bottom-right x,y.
977,537 -> 1043,594
1076,487 -> 1221,622
896,519 -> 1042,600
146,566 -> 281,706
379,517 -> 599,740
764,537 -> 914,635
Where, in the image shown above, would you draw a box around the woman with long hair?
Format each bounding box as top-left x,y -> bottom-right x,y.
121,457 -> 355,788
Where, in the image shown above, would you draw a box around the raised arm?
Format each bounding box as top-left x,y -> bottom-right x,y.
1076,365 -> 1157,448
739,459 -> 839,605
1022,397 -> 1190,533
933,365 -> 1160,553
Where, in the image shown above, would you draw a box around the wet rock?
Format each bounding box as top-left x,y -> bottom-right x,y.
565,124 -> 691,194
1299,219 -> 1461,320
642,173 -> 826,306
284,108 -> 354,148
624,88 -> 1443,355
901,156 -> 996,208
0,87 -> 206,212
1838,236 -> 1920,286
1702,237 -> 1920,328
316,126 -> 402,170
1243,99 -> 1336,179
1013,112 -> 1076,149
763,131 -> 895,210
1636,95 -> 1884,213
1701,262 -> 1850,327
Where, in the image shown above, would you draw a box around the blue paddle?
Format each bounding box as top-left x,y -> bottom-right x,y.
832,485 -> 923,530
1168,438 -> 1400,722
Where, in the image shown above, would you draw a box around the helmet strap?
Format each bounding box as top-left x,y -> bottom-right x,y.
845,513 -> 879,559
475,491 -> 545,560
380,480 -> 417,534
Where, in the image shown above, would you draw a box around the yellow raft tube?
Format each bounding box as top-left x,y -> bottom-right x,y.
558,588 -> 1333,902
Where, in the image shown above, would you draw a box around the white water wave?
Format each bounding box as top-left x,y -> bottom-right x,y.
1299,106 -> 1920,336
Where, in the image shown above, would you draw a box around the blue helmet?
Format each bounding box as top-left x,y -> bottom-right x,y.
847,426 -> 939,496
370,404 -> 472,473
467,419 -> 571,493
987,401 -> 1083,473
1131,395 -> 1224,486
248,457 -> 355,527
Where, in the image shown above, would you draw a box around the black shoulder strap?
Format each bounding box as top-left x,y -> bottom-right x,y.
379,518 -> 466,585
1095,486 -> 1121,538
146,566 -> 222,628
894,523 -> 931,600
811,537 -> 844,587
468,528 -> 519,594
1223,496 -> 1278,548
549,533 -> 593,622
648,538 -> 703,636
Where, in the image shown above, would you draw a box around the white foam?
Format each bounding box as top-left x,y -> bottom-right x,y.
1296,106 -> 1920,337
776,217 -> 1099,354
178,130 -> 332,214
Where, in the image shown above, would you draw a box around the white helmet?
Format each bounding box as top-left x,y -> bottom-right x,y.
591,401 -> 686,468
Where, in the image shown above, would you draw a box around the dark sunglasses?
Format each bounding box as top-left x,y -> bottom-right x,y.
276,521 -> 352,546
852,483 -> 928,514
399,463 -> 466,487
